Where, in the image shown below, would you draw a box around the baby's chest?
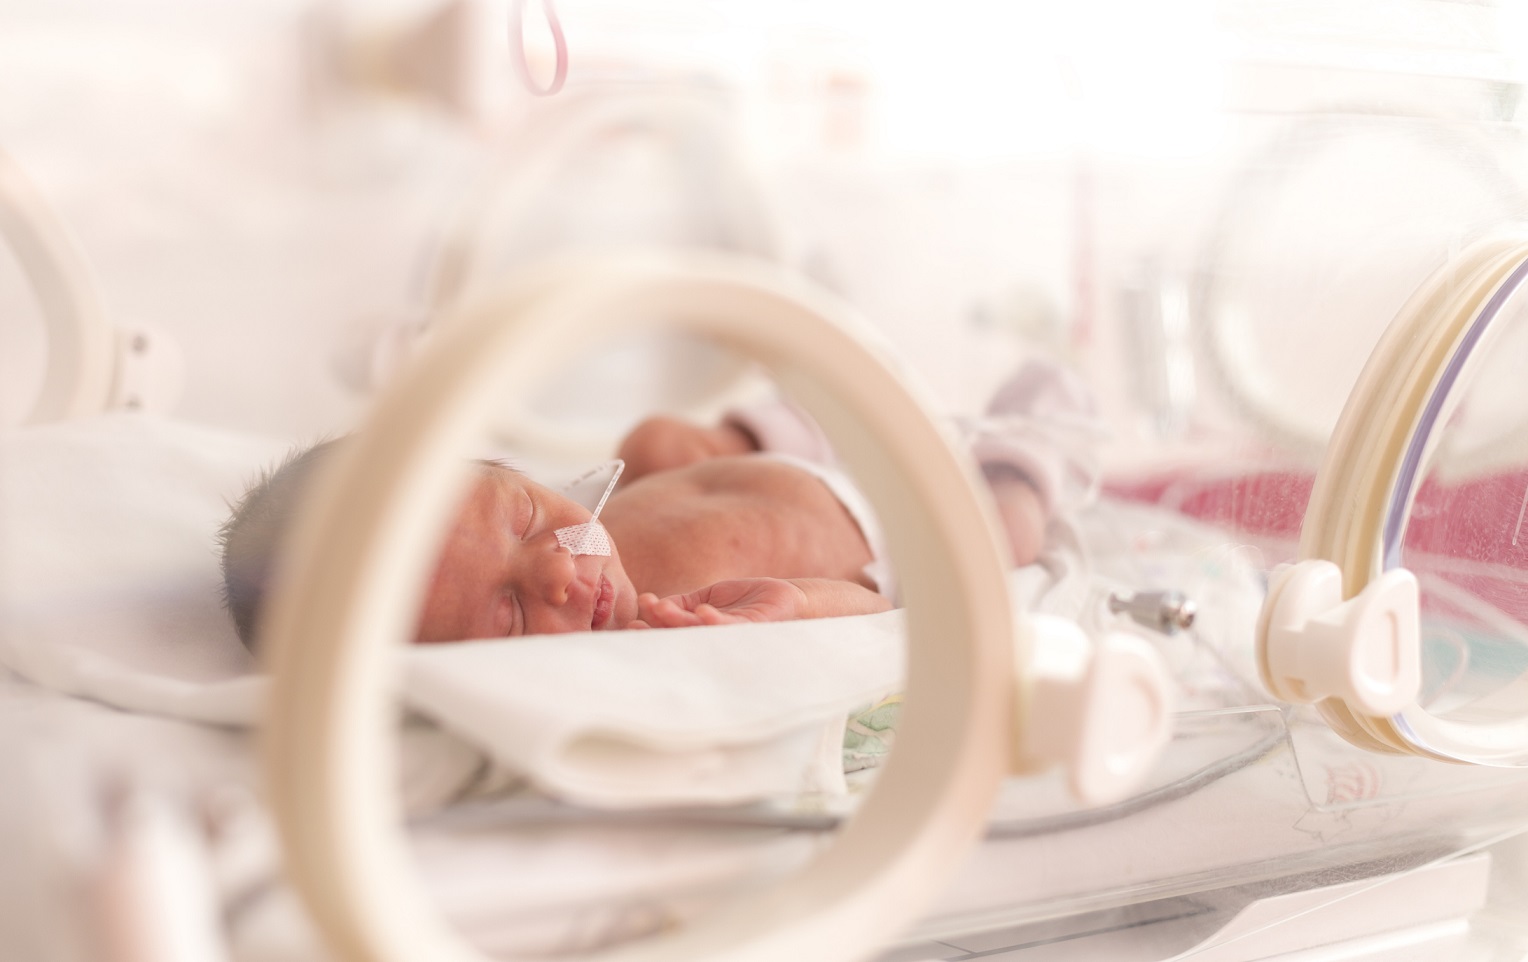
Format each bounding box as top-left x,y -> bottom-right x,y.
687,488 -> 861,565
615,473 -> 873,592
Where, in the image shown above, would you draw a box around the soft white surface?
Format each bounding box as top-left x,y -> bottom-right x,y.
407,615 -> 905,807
0,414 -> 279,721
0,414 -> 1272,812
10,414 -> 1442,962
0,415 -> 1276,815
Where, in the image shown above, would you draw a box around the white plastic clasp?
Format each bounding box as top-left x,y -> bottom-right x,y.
109,324 -> 184,414
1011,614 -> 1174,806
1260,560 -> 1420,716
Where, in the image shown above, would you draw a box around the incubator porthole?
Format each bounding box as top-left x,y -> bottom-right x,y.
1379,253 -> 1528,764
1193,114 -> 1528,461
392,347 -> 912,959
260,257 -> 1012,962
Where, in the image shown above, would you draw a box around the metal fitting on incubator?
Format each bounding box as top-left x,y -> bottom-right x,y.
1108,589 -> 1198,635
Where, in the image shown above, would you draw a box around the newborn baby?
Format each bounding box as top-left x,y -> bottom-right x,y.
219,361 -> 1095,645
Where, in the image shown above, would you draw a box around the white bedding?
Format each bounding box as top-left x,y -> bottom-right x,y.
1,416 -> 1266,809
14,414 -> 1510,962
0,415 -> 1184,956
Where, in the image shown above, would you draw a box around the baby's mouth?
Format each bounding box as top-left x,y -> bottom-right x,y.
591,576 -> 614,630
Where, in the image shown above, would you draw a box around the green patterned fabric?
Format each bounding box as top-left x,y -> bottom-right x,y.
842,693 -> 902,772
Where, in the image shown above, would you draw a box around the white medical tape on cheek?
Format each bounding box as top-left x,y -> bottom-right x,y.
554,460 -> 624,557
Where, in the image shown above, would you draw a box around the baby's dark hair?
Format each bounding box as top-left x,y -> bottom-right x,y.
217,438 -> 346,651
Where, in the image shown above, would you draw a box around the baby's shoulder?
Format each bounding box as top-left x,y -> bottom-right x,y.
606,455 -> 834,527
677,453 -> 827,501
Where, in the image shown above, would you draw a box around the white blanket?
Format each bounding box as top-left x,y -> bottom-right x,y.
0,415 -> 1288,962
406,614 -> 905,806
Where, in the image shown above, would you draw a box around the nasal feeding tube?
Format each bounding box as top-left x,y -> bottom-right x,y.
554,460 -> 624,556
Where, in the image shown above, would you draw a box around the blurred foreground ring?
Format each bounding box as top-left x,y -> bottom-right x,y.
1108,590 -> 1197,635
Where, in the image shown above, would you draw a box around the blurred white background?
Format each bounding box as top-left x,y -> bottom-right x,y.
5,0 -> 1528,462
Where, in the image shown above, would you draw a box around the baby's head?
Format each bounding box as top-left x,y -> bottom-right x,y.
219,442 -> 640,650
219,440 -> 342,650
414,460 -> 639,640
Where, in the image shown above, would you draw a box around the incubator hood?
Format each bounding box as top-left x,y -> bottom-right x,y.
1259,236 -> 1528,766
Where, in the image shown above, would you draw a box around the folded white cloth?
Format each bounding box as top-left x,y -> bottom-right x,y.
404,612 -> 907,808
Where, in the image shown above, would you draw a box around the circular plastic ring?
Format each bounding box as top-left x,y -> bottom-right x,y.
0,148 -> 115,425
1193,113 -> 1528,462
260,252 -> 1016,962
1294,236 -> 1528,762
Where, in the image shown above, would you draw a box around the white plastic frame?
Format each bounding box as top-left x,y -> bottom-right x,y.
0,148 -> 116,424
261,253 -> 1016,962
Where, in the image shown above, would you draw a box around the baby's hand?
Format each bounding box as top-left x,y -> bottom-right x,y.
984,465 -> 1047,567
631,579 -> 809,629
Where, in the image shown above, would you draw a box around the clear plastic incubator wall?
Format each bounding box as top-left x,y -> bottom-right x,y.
6,2 -> 1528,961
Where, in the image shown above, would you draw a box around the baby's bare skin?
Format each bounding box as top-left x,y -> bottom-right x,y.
415,416 -> 1043,642
415,450 -> 890,642
602,456 -> 879,598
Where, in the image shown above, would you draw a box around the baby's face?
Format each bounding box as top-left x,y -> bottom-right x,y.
415,466 -> 639,642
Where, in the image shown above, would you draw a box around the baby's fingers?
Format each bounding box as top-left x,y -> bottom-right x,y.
695,603 -> 742,625
636,592 -> 673,622
640,594 -> 705,627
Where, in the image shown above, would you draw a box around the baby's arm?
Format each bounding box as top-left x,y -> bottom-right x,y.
616,416 -> 757,482
984,465 -> 1046,567
632,577 -> 893,629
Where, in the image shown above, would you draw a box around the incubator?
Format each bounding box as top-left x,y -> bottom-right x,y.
5,2 -> 1528,962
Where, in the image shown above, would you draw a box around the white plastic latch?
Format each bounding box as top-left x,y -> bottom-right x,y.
1012,614 -> 1174,806
1260,560 -> 1420,716
110,324 -> 184,414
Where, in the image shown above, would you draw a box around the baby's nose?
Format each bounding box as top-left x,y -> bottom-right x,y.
532,542 -> 578,605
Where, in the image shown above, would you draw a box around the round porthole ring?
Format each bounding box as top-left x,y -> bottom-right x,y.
259,252 -> 1017,962
1293,236 -> 1528,761
1191,113 -> 1528,464
0,148 -> 115,425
